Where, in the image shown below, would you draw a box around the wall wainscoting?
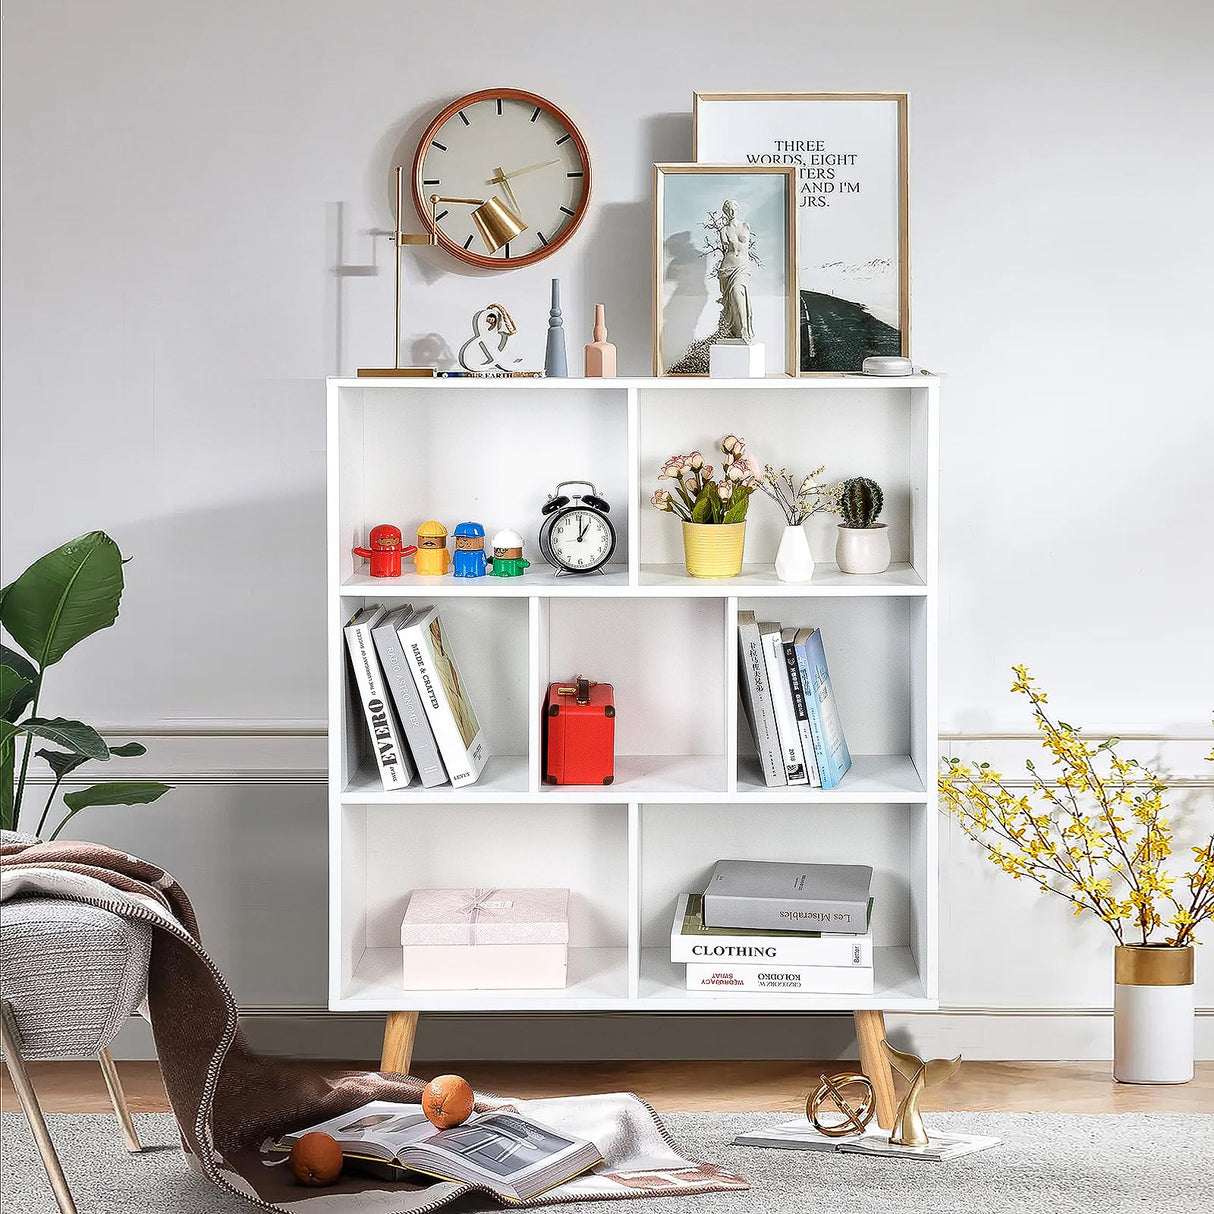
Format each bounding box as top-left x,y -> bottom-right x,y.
32,725 -> 1211,1063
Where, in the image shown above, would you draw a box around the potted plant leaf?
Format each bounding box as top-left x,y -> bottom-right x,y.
940,667 -> 1213,1084
1,531 -> 170,840
835,476 -> 890,574
650,435 -> 759,577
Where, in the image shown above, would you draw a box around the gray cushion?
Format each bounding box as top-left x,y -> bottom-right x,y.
1,897 -> 152,1058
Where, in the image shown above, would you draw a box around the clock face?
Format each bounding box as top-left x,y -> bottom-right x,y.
413,89 -> 591,269
549,508 -> 614,572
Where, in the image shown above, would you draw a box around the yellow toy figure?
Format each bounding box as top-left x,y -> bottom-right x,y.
413,521 -> 451,576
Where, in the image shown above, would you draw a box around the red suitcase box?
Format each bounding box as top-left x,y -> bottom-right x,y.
544,676 -> 615,786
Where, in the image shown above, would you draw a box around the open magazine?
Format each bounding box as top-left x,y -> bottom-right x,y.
274,1101 -> 602,1202
734,1117 -> 999,1161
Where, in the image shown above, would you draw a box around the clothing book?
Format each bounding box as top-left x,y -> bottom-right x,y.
685,961 -> 874,994
343,605 -> 414,790
274,1101 -> 602,1202
670,893 -> 874,968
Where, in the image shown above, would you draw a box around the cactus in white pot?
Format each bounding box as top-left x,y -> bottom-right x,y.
835,476 -> 891,574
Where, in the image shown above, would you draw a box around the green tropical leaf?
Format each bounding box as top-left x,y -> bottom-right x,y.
19,717 -> 109,761
62,782 -> 170,811
0,532 -> 124,668
35,747 -> 94,780
0,645 -> 38,719
0,666 -> 33,719
108,741 -> 147,758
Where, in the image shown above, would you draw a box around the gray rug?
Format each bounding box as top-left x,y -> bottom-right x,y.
1,1112 -> 1210,1213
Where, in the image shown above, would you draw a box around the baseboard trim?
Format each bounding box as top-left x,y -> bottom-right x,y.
108,1007 -> 1214,1064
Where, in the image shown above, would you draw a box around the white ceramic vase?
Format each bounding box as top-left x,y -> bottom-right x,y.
835,523 -> 891,575
1113,945 -> 1194,1084
774,525 -> 814,583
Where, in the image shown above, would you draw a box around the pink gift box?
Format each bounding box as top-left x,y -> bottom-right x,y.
400,888 -> 570,990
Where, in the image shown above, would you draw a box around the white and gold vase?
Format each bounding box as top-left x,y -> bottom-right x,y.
1113,944 -> 1194,1084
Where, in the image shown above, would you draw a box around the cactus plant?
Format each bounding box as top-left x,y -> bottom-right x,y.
839,477 -> 884,529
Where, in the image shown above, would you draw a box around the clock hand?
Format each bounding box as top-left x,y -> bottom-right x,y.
577,519 -> 588,542
488,158 -> 560,184
490,168 -> 524,223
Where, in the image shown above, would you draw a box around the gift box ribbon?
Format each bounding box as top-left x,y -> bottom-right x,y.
401,887 -> 570,946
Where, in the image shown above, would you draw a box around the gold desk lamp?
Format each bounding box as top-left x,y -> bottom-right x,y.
357,169 -> 526,378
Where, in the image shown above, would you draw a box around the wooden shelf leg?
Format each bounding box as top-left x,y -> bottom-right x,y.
380,1011 -> 420,1075
854,1009 -> 896,1131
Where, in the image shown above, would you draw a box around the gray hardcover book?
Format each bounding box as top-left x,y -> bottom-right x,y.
737,611 -> 786,787
371,606 -> 448,788
702,859 -> 873,934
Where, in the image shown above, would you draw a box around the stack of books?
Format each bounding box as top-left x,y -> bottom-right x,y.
738,610 -> 851,789
671,860 -> 875,994
344,603 -> 489,789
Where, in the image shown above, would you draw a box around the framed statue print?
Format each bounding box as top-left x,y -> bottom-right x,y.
652,164 -> 798,376
694,92 -> 909,373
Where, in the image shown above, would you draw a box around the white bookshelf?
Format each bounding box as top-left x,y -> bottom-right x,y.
327,376 -> 940,1050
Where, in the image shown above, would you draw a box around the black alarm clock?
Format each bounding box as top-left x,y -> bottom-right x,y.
539,480 -> 616,575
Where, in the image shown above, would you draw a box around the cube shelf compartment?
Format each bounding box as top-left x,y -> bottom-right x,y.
328,376 -> 939,1018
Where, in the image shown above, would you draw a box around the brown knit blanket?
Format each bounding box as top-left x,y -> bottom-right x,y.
0,841 -> 747,1210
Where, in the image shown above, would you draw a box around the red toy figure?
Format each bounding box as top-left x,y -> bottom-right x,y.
353,524 -> 416,578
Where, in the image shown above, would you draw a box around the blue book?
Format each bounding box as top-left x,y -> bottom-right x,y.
790,628 -> 852,789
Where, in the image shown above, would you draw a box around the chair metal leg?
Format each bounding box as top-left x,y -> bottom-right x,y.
0,998 -> 78,1214
98,1047 -> 142,1152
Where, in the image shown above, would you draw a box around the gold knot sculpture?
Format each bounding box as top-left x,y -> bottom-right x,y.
805,1072 -> 876,1137
880,1040 -> 962,1147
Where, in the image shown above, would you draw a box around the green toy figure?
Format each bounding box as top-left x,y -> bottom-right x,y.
488,527 -> 529,577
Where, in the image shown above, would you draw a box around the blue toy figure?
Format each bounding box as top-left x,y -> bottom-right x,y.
452,521 -> 488,578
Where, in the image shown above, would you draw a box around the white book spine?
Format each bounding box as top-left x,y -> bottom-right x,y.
737,611 -> 785,787
400,610 -> 486,786
761,626 -> 809,785
685,962 -> 874,995
344,611 -> 412,790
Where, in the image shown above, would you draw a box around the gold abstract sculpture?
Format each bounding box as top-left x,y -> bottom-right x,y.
805,1072 -> 876,1137
880,1041 -> 962,1147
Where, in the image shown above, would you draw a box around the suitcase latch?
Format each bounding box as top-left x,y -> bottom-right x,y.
556,675 -> 596,705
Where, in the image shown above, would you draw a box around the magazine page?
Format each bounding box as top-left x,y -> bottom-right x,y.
413,1111 -> 590,1185
279,1101 -> 434,1160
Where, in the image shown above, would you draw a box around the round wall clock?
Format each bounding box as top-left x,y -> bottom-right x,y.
413,88 -> 592,269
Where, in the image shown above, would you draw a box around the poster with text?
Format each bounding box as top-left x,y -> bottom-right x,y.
695,94 -> 908,372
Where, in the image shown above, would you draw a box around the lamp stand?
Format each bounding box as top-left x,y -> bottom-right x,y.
358,167 -> 437,378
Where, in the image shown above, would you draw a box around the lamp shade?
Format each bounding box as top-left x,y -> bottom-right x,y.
471,197 -> 527,252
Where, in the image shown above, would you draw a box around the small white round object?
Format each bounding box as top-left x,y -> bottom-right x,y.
861,356 -> 913,376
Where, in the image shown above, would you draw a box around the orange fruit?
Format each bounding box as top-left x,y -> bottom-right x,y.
422,1074 -> 475,1128
289,1132 -> 344,1186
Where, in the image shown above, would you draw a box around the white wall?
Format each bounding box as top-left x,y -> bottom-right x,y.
3,0 -> 1212,1059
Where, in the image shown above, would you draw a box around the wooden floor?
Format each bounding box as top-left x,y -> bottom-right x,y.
4,1059 -> 1212,1115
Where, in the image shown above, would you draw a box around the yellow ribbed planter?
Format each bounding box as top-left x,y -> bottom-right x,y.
681,521 -> 746,578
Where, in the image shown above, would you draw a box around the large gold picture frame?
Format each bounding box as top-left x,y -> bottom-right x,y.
693,92 -> 909,374
652,163 -> 798,377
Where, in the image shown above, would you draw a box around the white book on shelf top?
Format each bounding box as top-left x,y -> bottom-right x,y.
344,606 -> 414,791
